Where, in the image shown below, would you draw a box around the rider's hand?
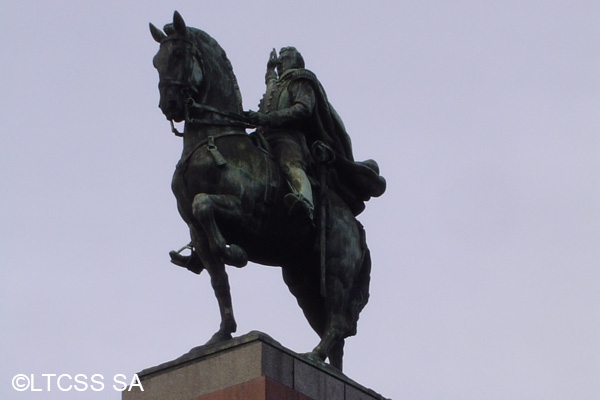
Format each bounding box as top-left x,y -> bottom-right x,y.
266,48 -> 278,71
244,110 -> 270,126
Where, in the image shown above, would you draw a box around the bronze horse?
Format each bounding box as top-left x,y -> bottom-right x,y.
150,11 -> 381,370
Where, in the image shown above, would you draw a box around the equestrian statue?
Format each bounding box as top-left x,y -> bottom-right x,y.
149,11 -> 386,371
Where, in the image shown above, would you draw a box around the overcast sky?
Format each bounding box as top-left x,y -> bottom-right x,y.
1,1 -> 598,399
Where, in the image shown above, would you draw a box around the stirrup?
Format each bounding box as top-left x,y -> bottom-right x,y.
169,249 -> 204,274
284,193 -> 314,223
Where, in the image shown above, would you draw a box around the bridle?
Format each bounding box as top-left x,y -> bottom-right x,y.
157,35 -> 202,95
157,36 -> 253,137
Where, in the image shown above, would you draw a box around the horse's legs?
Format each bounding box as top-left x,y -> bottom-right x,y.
311,275 -> 350,364
192,193 -> 248,267
329,339 -> 345,371
310,207 -> 362,371
190,228 -> 237,345
205,260 -> 237,344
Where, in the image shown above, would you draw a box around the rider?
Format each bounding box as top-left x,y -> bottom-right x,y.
245,47 -> 386,219
246,47 -> 316,222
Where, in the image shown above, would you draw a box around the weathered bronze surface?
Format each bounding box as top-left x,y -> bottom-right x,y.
150,11 -> 385,371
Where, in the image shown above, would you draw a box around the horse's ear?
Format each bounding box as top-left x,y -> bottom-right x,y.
149,23 -> 167,43
173,11 -> 187,35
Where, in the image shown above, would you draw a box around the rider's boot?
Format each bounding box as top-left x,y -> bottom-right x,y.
284,166 -> 314,224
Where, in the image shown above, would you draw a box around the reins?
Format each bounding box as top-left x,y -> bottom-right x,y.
169,97 -> 254,137
186,99 -> 254,126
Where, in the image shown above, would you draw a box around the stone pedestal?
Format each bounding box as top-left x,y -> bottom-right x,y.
123,331 -> 388,400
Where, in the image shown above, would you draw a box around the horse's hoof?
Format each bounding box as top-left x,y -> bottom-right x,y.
223,244 -> 248,268
204,331 -> 233,346
300,351 -> 326,365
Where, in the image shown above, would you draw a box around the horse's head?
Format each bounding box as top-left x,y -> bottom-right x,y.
150,11 -> 204,122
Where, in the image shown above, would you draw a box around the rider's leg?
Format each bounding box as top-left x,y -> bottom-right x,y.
272,136 -> 314,220
283,163 -> 314,222
285,162 -> 314,206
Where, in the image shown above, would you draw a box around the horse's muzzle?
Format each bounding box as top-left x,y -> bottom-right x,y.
160,98 -> 185,122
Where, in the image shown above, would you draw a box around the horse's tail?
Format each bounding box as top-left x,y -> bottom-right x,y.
281,261 -> 327,338
281,218 -> 372,340
346,220 -> 371,336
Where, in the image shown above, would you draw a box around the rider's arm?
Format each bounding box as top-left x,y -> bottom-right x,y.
265,48 -> 278,85
265,70 -> 277,85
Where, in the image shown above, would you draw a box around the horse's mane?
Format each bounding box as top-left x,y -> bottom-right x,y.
165,24 -> 243,113
191,27 -> 243,112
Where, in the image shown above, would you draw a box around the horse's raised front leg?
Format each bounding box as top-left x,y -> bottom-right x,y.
192,193 -> 248,267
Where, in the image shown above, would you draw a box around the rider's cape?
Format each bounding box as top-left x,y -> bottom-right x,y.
280,69 -> 386,216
